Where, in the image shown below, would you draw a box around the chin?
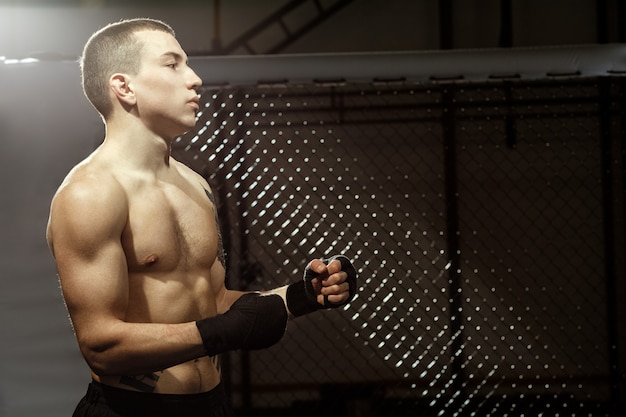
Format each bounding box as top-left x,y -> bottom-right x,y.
172,120 -> 197,137
184,116 -> 198,128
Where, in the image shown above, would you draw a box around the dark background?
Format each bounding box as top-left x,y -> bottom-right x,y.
2,0 -> 626,59
1,1 -> 625,416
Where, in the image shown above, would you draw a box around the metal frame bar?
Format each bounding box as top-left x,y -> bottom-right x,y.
184,45 -> 626,87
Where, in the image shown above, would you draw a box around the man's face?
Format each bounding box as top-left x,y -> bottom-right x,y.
130,30 -> 203,138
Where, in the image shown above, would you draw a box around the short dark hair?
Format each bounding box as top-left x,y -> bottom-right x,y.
80,18 -> 175,118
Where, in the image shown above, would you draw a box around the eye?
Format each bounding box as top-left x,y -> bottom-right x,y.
167,63 -> 177,69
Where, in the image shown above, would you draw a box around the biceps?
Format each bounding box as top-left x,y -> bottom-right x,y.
57,240 -> 129,331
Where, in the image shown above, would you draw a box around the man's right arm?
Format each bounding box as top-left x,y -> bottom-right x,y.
47,177 -> 206,377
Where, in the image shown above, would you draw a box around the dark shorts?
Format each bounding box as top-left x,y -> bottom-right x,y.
72,380 -> 234,417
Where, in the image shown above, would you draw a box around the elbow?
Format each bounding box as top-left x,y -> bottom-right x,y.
86,356 -> 115,376
81,344 -> 116,376
78,336 -> 123,376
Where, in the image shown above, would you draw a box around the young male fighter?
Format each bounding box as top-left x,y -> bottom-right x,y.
46,18 -> 357,417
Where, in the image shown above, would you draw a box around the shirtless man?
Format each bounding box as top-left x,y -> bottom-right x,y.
46,18 -> 357,417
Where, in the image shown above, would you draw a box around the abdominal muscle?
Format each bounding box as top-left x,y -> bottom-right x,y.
95,268 -> 223,394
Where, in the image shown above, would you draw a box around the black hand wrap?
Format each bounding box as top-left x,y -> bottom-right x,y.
195,293 -> 287,357
286,255 -> 358,317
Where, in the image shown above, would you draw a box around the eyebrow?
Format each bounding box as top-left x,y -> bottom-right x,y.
161,51 -> 188,63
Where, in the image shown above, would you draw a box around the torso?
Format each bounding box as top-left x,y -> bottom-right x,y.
93,155 -> 225,394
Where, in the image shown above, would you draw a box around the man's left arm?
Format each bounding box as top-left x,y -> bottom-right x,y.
266,256 -> 358,319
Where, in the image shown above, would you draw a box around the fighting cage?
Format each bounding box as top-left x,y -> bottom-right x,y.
175,46 -> 626,416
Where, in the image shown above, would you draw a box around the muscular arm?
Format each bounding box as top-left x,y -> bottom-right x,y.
265,259 -> 352,319
185,164 -> 343,318
209,250 -> 351,319
193,173 -> 349,318
47,176 -> 205,377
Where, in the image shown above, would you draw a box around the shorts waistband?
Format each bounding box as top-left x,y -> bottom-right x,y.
85,380 -> 229,417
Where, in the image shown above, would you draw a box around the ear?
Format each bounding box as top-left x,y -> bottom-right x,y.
109,73 -> 136,107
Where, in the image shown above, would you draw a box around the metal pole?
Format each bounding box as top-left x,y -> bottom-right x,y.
439,0 -> 453,50
598,77 -> 620,411
596,0 -> 609,43
212,0 -> 223,53
442,86 -> 466,398
499,0 -> 513,47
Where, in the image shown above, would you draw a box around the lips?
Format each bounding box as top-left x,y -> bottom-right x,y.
188,96 -> 200,110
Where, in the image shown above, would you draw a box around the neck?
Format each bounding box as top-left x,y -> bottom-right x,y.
102,118 -> 174,172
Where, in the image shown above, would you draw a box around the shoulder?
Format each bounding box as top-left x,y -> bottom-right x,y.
52,158 -> 128,213
170,157 -> 211,189
47,160 -> 128,254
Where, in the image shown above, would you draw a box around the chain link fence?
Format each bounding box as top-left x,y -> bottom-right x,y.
172,75 -> 625,416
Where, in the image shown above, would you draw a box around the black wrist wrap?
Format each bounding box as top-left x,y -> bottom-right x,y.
196,293 -> 287,356
286,255 -> 358,317
286,280 -> 319,317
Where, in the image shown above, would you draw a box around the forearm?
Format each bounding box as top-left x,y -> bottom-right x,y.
262,285 -> 293,319
79,320 -> 205,376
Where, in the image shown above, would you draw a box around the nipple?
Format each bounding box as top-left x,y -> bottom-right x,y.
142,254 -> 159,266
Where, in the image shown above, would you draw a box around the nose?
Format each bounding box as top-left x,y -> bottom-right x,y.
188,66 -> 203,90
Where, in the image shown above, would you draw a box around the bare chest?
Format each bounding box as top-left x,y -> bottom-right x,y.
121,181 -> 220,273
